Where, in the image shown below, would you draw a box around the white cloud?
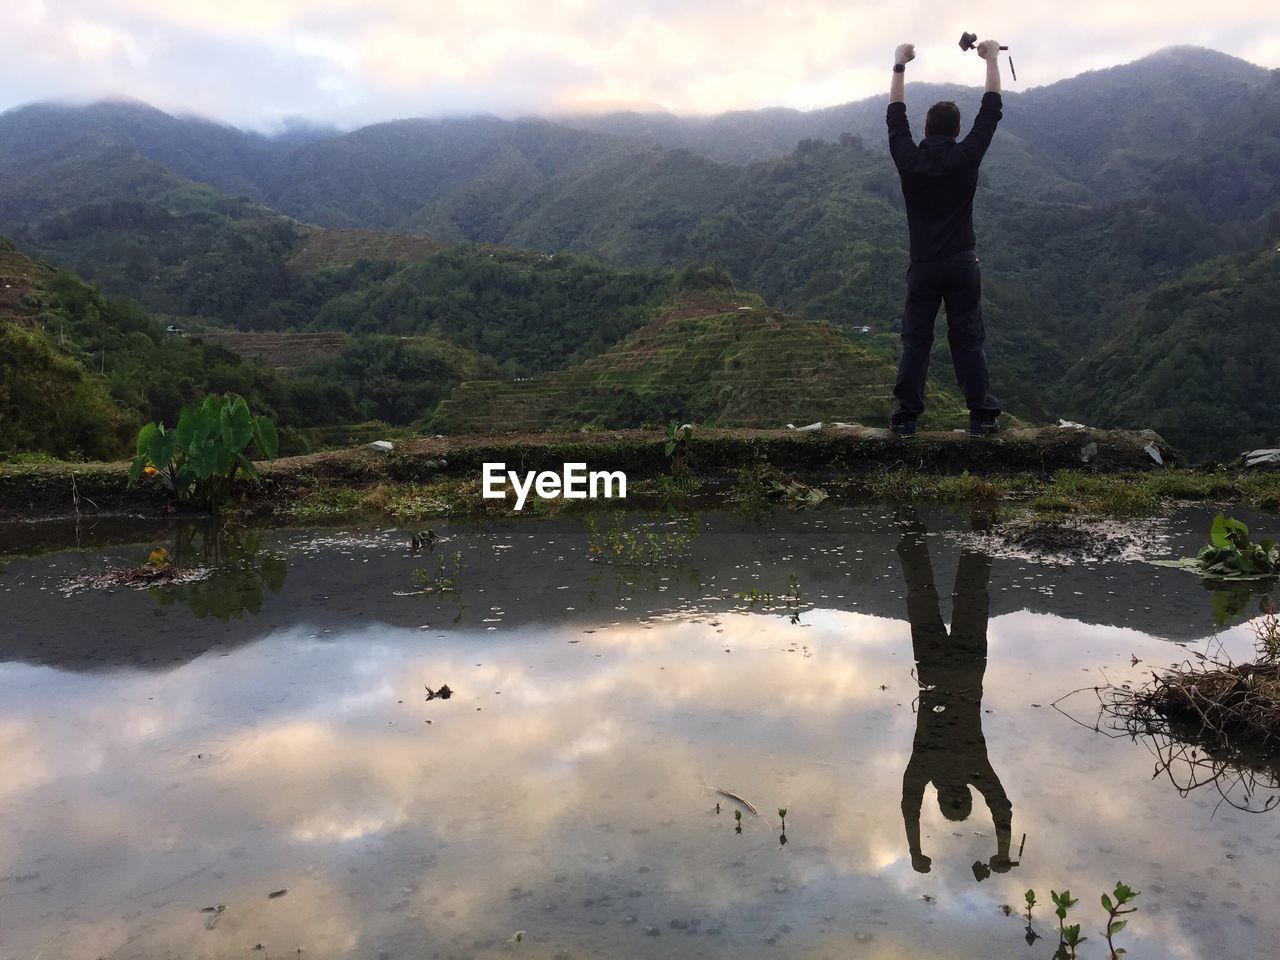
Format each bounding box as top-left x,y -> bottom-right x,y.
0,0 -> 1277,127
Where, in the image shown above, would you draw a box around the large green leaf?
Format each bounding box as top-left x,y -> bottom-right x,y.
252,416 -> 280,460
1210,513 -> 1249,550
221,395 -> 253,453
175,405 -> 198,450
213,443 -> 236,478
134,422 -> 158,459
186,437 -> 219,478
127,453 -> 148,486
1210,513 -> 1230,548
146,429 -> 177,475
236,452 -> 261,481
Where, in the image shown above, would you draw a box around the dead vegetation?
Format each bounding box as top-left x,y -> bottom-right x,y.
1064,601 -> 1280,813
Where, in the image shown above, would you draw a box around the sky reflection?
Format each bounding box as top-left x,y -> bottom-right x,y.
0,511 -> 1276,959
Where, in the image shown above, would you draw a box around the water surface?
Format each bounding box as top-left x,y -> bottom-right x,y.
1,508 -> 1277,959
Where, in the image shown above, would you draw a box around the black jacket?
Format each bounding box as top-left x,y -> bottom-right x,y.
886,92 -> 1002,263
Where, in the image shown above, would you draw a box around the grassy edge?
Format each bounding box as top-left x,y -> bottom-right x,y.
3,429 -> 1276,525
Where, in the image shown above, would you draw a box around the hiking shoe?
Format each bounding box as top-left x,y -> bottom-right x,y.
892,421 -> 918,440
969,418 -> 1000,439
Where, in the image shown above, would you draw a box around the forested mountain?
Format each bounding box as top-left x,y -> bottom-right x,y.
1,46 -> 1277,458
8,49 -> 1272,232
0,98 -> 292,199
565,47 -> 1277,206
1065,245 -> 1280,459
0,151 -> 671,364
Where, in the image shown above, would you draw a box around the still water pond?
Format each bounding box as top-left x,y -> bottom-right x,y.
1,508 -> 1277,959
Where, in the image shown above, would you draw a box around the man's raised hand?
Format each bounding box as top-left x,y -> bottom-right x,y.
895,43 -> 916,66
976,39 -> 1001,61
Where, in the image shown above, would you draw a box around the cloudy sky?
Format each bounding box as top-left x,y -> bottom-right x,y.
4,0 -> 1278,130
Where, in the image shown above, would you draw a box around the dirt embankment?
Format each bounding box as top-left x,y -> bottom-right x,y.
0,425 -> 1177,520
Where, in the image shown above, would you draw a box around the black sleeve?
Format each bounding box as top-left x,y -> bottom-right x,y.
958,92 -> 1002,163
886,101 -> 919,172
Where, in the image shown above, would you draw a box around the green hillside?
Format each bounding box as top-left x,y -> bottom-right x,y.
0,239 -> 129,459
0,236 -> 365,460
300,334 -> 501,426
434,290 -> 967,433
1065,245 -> 1280,459
301,244 -> 674,372
0,145 -> 680,372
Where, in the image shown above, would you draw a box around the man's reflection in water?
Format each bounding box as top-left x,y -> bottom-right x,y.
897,513 -> 1014,881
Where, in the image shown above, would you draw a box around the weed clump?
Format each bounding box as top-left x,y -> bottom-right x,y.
1109,601 -> 1280,769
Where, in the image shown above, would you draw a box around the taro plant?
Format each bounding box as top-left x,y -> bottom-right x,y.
128,394 -> 279,511
663,420 -> 692,458
1156,513 -> 1278,580
1195,515 -> 1278,578
662,421 -> 701,496
150,526 -> 287,622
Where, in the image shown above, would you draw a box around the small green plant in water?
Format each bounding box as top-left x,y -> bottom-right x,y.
1198,514 -> 1278,578
584,515 -> 698,567
1051,889 -> 1084,959
1156,513 -> 1278,580
655,471 -> 701,500
128,393 -> 279,511
1101,882 -> 1138,958
1024,889 -> 1040,946
1022,882 -> 1138,959
733,808 -> 742,834
737,571 -> 802,622
412,551 -> 464,594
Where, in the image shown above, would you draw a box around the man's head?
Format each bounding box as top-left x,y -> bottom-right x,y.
937,782 -> 973,821
924,100 -> 961,138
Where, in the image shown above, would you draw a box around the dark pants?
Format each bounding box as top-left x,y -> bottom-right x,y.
891,253 -> 1001,426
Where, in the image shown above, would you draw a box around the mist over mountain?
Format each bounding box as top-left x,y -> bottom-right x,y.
2,46 -> 1278,458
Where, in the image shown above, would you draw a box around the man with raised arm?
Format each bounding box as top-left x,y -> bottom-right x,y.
886,40 -> 1004,440
896,512 -> 1014,882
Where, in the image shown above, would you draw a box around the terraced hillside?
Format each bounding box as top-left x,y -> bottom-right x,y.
434,292 -> 968,433
286,227 -> 443,272
197,331 -> 351,369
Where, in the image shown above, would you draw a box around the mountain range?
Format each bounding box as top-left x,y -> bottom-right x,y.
1,46 -> 1278,459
